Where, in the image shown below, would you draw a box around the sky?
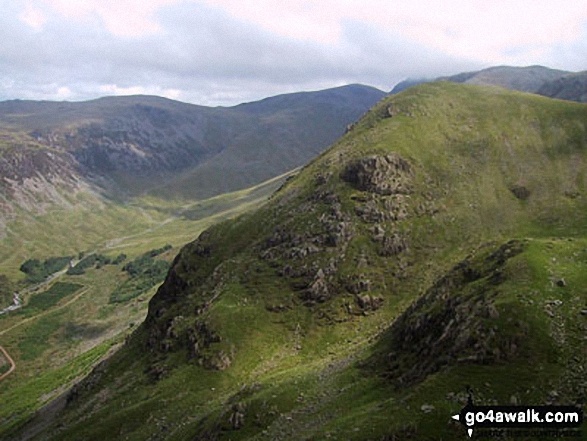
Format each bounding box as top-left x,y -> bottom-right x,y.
2,0 -> 587,106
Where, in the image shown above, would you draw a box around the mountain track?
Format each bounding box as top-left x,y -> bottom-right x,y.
0,345 -> 15,381
0,287 -> 89,337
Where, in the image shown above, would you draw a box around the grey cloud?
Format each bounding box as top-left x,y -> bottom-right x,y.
0,1 -> 482,105
545,23 -> 587,72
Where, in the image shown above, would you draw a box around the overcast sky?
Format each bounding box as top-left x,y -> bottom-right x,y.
2,0 -> 586,106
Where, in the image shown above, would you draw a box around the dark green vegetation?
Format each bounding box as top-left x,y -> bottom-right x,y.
18,313 -> 66,361
0,174 -> 288,438
22,282 -> 82,315
66,254 -> 116,275
8,82 -> 586,440
109,246 -> 173,303
0,86 -> 385,438
19,256 -> 72,283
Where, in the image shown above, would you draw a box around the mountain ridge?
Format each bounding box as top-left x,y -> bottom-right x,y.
12,81 -> 587,440
390,65 -> 587,103
0,84 -> 386,231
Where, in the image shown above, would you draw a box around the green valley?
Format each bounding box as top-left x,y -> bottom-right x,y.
5,81 -> 585,440
0,170 -> 289,436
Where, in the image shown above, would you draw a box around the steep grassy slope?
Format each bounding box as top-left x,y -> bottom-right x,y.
0,173 -> 287,434
8,82 -> 587,440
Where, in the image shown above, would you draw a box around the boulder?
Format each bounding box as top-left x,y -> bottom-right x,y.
303,269 -> 330,303
510,185 -> 530,200
379,233 -> 409,257
229,403 -> 246,429
357,294 -> 383,310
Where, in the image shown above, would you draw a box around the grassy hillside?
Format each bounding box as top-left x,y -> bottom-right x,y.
7,82 -> 587,440
0,170 -> 289,284
0,172 -> 287,436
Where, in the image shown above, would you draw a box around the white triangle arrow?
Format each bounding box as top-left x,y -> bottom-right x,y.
468,428 -> 473,438
452,414 -> 460,421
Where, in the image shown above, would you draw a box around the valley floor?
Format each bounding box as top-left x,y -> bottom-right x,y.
0,172 -> 289,436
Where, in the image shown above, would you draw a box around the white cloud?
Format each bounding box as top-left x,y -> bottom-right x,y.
98,84 -> 183,100
40,0 -> 176,37
19,3 -> 47,30
200,0 -> 587,65
56,86 -> 73,98
1,0 -> 586,105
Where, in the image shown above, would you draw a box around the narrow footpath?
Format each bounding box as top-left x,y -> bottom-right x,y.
0,345 -> 15,381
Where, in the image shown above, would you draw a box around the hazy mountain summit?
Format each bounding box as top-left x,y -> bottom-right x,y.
391,65 -> 587,103
443,65 -> 569,92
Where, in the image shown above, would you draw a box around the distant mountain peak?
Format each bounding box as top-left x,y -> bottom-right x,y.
391,64 -> 582,99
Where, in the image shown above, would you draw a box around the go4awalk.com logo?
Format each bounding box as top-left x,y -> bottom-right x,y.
451,395 -> 583,438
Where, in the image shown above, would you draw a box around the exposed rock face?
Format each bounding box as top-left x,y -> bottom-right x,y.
208,349 -> 233,371
145,254 -> 190,327
0,84 -> 387,204
341,154 -> 413,195
188,321 -> 221,360
371,240 -> 527,387
139,149 -> 422,373
229,403 -> 246,429
345,275 -> 372,294
357,294 -> 383,311
303,268 -> 330,303
0,147 -> 100,233
378,233 -> 409,257
255,153 -> 419,310
354,194 -> 410,223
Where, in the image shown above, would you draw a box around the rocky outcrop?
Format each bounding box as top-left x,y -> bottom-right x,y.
188,321 -> 221,360
0,147 -> 100,233
303,268 -> 331,303
228,403 -> 246,429
370,240 -> 527,386
341,154 -> 413,195
357,294 -> 383,311
378,233 -> 409,257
